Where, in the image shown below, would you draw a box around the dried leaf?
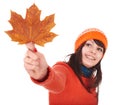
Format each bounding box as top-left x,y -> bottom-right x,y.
5,3 -> 57,46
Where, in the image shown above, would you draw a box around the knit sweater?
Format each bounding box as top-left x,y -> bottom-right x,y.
31,62 -> 98,105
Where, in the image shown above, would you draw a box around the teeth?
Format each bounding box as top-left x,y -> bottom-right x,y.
86,55 -> 95,60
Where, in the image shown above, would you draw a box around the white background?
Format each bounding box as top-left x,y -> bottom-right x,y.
0,0 -> 120,105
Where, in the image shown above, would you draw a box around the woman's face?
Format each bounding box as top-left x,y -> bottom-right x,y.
82,40 -> 104,68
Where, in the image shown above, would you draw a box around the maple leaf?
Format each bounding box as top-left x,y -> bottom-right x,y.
5,3 -> 57,46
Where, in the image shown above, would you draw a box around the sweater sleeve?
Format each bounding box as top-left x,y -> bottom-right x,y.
31,62 -> 68,94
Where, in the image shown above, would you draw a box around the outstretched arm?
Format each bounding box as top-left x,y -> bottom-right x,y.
24,42 -> 67,93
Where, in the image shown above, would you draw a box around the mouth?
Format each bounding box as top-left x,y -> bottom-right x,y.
86,55 -> 96,61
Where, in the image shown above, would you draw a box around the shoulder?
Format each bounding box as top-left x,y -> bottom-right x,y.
52,61 -> 75,75
53,61 -> 71,70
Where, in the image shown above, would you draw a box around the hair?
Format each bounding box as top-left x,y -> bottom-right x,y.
66,39 -> 106,93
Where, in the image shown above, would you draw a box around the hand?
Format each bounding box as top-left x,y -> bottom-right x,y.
24,42 -> 48,80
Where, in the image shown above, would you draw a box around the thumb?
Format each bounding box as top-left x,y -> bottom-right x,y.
26,42 -> 37,52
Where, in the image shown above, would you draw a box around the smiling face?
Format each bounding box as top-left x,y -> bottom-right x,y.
82,40 -> 104,68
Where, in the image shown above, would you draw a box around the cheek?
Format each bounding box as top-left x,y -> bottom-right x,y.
82,47 -> 87,55
97,54 -> 103,61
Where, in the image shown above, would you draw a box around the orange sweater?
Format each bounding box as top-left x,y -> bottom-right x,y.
32,62 -> 98,105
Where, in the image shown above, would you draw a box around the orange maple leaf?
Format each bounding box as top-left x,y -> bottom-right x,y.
5,3 -> 57,46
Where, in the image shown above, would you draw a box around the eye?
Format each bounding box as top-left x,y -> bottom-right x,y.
85,43 -> 92,47
97,47 -> 103,52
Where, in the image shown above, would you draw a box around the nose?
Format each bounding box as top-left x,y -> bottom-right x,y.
90,47 -> 96,54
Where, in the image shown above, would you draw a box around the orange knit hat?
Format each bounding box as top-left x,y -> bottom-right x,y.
75,28 -> 108,51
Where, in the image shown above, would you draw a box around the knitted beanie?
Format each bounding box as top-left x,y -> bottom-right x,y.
75,28 -> 108,51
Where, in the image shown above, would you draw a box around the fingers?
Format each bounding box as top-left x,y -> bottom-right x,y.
26,50 -> 38,60
24,62 -> 41,80
24,56 -> 40,66
24,61 -> 40,70
24,50 -> 40,70
24,53 -> 40,72
26,42 -> 37,52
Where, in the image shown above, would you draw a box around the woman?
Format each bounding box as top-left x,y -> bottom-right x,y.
24,28 -> 108,105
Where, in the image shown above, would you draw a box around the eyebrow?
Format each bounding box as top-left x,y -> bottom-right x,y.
86,40 -> 94,43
